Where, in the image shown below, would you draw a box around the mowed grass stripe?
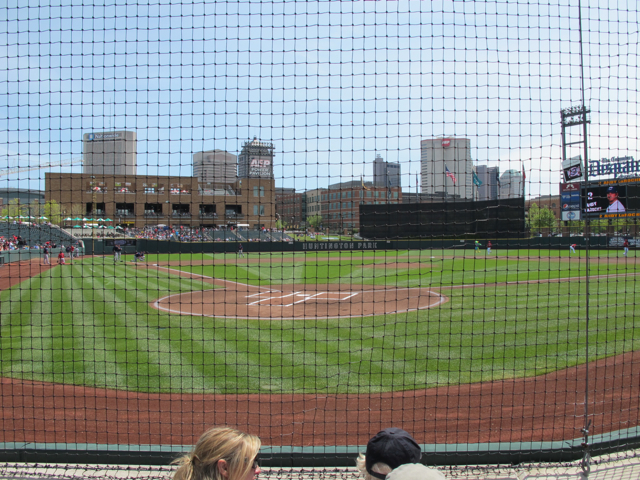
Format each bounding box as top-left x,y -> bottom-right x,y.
82,269 -> 186,392
152,318 -> 232,393
1,273 -> 54,379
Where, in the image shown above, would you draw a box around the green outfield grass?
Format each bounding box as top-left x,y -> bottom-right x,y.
1,249 -> 639,394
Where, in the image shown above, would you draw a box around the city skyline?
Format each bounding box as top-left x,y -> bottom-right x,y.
2,1 -> 639,199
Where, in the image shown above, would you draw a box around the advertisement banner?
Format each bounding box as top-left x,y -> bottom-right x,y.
562,211 -> 581,221
249,156 -> 273,178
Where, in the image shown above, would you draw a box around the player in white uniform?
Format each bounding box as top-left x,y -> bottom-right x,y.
606,186 -> 625,213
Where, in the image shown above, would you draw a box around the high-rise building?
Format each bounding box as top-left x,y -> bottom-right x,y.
476,165 -> 500,201
82,131 -> 137,176
237,137 -> 275,179
373,154 -> 401,188
499,169 -> 524,199
420,138 -> 473,200
193,150 -> 237,184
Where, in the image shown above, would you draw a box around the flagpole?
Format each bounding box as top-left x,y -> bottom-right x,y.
444,166 -> 447,203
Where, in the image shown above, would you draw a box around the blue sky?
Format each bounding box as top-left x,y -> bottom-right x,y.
1,0 -> 638,197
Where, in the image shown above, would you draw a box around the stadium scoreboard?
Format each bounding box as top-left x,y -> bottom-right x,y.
581,176 -> 640,219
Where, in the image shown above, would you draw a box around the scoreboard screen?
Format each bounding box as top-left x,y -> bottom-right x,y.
582,178 -> 640,219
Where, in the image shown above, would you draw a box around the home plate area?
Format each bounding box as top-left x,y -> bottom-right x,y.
246,290 -> 358,307
152,283 -> 446,320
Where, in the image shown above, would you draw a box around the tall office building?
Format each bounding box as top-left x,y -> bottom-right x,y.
193,150 -> 237,184
420,137 -> 473,200
476,165 -> 500,201
373,154 -> 401,188
82,131 -> 137,176
499,169 -> 524,199
237,137 -> 275,179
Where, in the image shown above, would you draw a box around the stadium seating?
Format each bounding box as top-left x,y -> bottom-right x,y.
0,223 -> 77,246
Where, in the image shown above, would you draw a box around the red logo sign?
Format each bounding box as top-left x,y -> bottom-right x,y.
561,182 -> 579,192
442,139 -> 451,148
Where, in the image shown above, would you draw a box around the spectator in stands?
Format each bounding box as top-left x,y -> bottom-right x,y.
386,464 -> 446,480
172,426 -> 261,480
356,428 -> 421,480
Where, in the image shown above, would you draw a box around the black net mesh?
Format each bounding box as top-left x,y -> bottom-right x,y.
1,0 -> 640,476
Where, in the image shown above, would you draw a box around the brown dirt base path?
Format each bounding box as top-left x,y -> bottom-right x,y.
0,257 -> 56,290
2,351 -> 639,447
1,256 -> 639,447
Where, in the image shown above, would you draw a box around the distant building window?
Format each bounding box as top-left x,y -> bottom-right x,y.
253,205 -> 265,216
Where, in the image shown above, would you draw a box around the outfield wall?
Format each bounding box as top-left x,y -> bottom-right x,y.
82,236 -> 615,256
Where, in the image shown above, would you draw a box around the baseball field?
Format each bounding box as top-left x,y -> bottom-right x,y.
2,248 -> 638,397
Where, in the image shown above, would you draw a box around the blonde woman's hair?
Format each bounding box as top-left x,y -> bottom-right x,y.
173,427 -> 261,480
356,453 -> 392,480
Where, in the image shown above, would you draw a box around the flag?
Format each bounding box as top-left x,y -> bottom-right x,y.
522,164 -> 526,181
472,170 -> 483,186
445,165 -> 456,184
496,170 -> 501,185
361,176 -> 369,190
387,177 -> 392,199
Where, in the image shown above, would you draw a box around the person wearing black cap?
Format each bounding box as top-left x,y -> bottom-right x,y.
606,186 -> 625,213
356,428 -> 422,480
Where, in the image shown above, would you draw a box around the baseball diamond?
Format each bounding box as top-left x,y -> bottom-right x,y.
1,250 -> 640,451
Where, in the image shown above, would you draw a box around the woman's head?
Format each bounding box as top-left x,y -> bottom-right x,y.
173,427 -> 261,480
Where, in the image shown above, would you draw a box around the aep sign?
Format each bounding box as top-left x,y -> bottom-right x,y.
442,139 -> 451,148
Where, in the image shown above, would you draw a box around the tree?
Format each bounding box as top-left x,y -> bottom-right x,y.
43,200 -> 63,225
527,203 -> 557,235
307,215 -> 322,229
0,198 -> 26,219
28,200 -> 43,219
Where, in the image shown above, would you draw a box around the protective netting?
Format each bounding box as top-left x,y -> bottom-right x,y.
2,0 -> 640,477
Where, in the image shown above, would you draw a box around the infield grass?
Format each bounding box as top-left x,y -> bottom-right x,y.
1,249 -> 639,394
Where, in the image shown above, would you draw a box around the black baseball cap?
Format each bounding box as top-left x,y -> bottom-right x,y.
365,428 -> 421,479
608,186 -> 619,193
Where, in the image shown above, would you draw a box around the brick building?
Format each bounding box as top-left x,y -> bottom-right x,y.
45,173 -> 276,229
322,181 -> 402,232
275,191 -> 305,228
